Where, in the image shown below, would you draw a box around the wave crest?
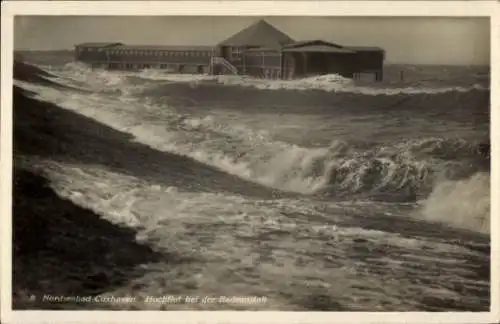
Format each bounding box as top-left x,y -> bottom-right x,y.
417,172 -> 490,234
14,60 -> 489,203
30,61 -> 489,96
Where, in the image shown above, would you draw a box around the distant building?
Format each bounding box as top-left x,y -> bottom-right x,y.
74,20 -> 385,81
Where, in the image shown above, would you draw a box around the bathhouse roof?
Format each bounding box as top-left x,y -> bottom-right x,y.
282,40 -> 355,53
218,20 -> 294,47
113,45 -> 215,51
284,40 -> 345,49
281,40 -> 385,54
283,45 -> 356,53
76,42 -> 124,48
345,46 -> 385,52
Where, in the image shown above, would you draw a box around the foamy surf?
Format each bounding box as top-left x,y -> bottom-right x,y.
13,57 -> 490,311
16,156 -> 489,311
418,172 -> 490,234
15,76 -> 487,202
41,61 -> 489,95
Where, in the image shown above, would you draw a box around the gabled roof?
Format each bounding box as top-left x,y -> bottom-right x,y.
283,45 -> 355,53
284,40 -> 344,49
282,40 -> 354,53
76,42 -> 123,48
113,45 -> 214,51
218,20 -> 294,47
345,46 -> 385,52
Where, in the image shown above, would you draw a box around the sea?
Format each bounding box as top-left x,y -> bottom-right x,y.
13,51 -> 491,311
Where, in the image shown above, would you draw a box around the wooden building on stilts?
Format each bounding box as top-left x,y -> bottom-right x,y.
74,20 -> 385,81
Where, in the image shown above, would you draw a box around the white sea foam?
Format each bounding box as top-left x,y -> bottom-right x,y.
17,62 -> 490,235
14,59 -> 490,310
16,156 -> 487,310
418,172 -> 490,234
42,62 -> 488,96
14,78 -> 473,200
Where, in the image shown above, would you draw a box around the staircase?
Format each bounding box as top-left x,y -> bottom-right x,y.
210,56 -> 238,75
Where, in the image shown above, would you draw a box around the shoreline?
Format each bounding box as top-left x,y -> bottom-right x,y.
11,61 -> 490,311
12,61 -> 288,308
12,167 -> 162,309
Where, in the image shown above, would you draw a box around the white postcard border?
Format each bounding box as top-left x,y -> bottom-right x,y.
1,1 -> 498,324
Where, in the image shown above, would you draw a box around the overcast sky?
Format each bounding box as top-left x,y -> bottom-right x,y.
14,16 -> 490,65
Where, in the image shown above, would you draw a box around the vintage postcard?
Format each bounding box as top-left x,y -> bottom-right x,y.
1,1 -> 499,324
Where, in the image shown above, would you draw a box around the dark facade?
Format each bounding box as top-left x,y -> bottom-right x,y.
75,43 -> 215,73
74,20 -> 385,81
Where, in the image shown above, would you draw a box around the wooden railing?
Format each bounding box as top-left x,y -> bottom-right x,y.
210,56 -> 238,75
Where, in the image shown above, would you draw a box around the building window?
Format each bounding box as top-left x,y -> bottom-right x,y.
230,47 -> 242,60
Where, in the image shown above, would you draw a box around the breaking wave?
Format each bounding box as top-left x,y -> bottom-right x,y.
40,61 -> 489,95
419,172 -> 490,234
13,60 -> 490,235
